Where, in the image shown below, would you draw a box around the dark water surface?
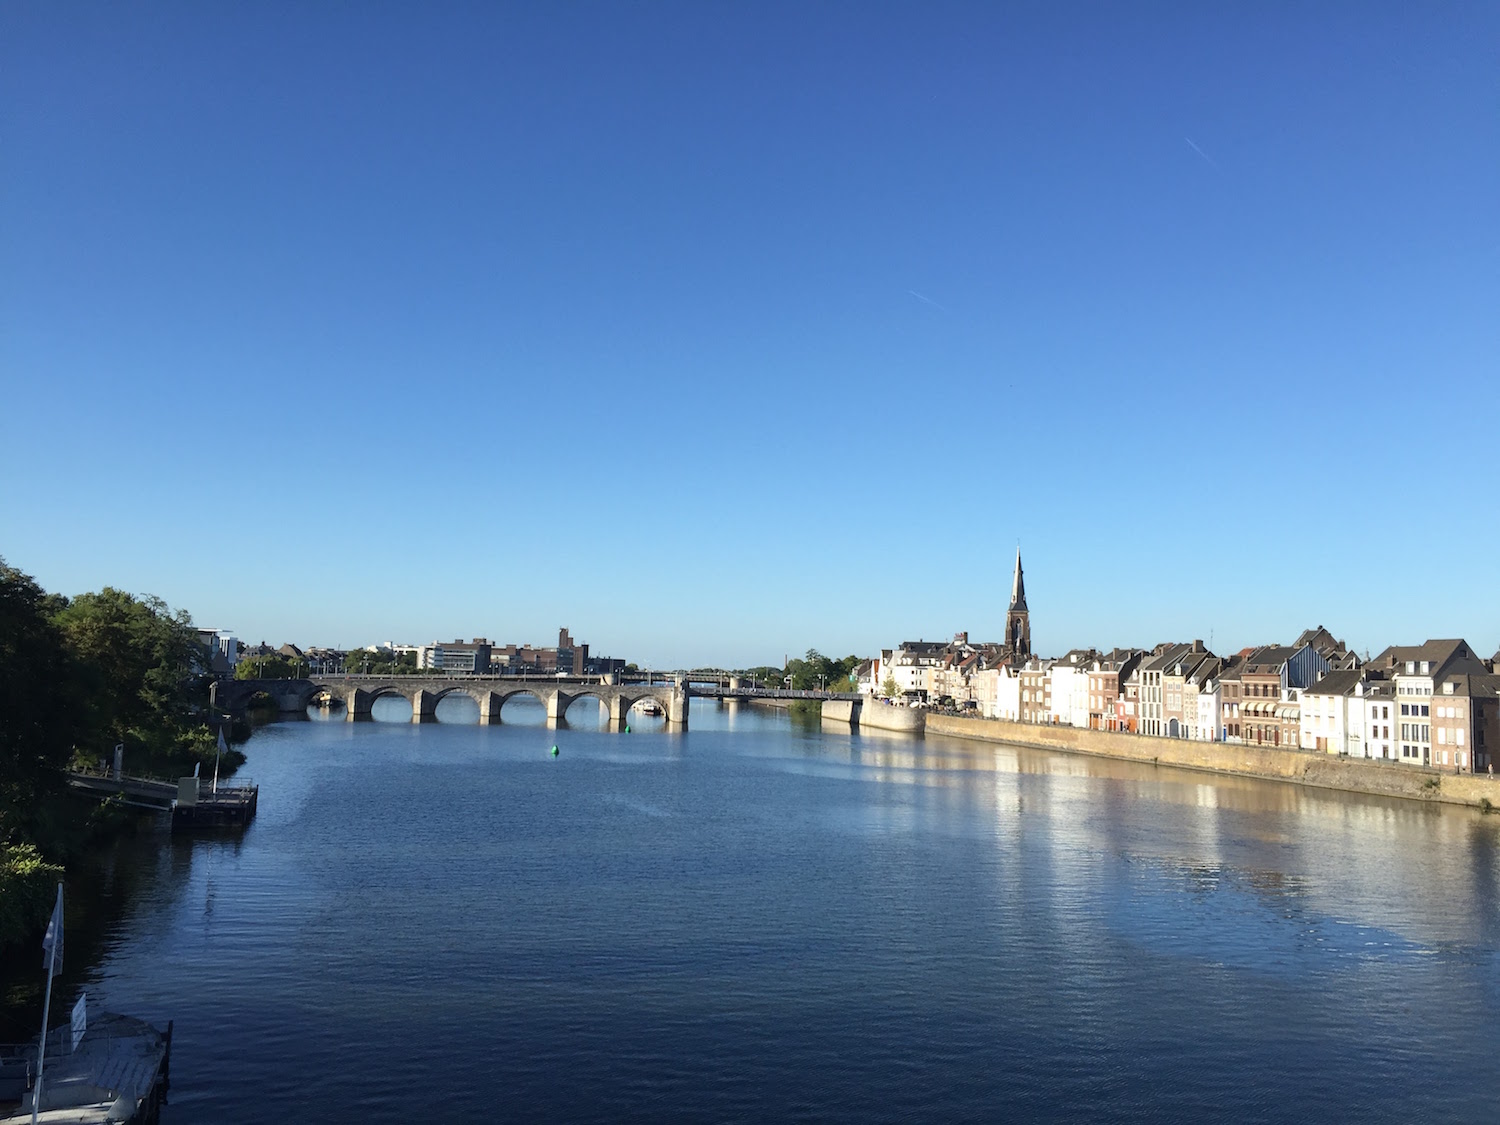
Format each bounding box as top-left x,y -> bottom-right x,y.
31,700 -> 1500,1121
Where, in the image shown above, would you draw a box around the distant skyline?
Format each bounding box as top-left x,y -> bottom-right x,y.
4,4 -> 1497,668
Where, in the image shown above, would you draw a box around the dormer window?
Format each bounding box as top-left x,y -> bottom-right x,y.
1406,661 -> 1416,674
1443,682 -> 1454,695
1420,662 -> 1430,675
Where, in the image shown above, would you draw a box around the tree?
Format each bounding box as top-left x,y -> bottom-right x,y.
50,587 -> 216,776
881,673 -> 899,698
0,841 -> 64,953
236,655 -> 298,680
0,560 -> 87,847
345,648 -> 419,675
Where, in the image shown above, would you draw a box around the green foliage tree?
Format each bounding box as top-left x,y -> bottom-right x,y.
784,649 -> 862,691
740,666 -> 782,688
737,652 -> 863,692
51,587 -> 203,756
49,586 -> 235,778
345,648 -> 420,675
881,673 -> 899,698
0,560 -> 87,847
0,841 -> 64,951
236,654 -> 298,680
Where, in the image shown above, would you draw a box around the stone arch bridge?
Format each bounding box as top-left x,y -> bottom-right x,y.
213,675 -> 688,727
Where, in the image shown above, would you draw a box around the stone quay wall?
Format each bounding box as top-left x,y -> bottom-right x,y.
822,699 -> 928,734
924,714 -> 1500,811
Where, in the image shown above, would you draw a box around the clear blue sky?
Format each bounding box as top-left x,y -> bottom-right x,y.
3,3 -> 1496,668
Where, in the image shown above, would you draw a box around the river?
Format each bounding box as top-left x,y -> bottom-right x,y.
12,697 -> 1500,1122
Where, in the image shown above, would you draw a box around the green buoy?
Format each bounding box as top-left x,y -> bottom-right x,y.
550,745 -> 559,757
624,724 -> 631,734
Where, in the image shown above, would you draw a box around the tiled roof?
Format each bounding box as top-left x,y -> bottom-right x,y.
1243,646 -> 1298,673
1373,639 -> 1487,679
1141,643 -> 1195,673
1435,672 -> 1500,699
1186,657 -> 1222,684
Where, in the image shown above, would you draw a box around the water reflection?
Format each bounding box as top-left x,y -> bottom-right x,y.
499,693 -> 547,725
433,693 -> 479,724
368,693 -> 413,722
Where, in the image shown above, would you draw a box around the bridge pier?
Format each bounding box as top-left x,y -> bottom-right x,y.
346,688 -> 372,721
411,689 -> 437,723
546,690 -> 568,723
478,691 -> 501,725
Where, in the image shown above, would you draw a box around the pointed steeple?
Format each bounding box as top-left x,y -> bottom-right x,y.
1009,547 -> 1027,613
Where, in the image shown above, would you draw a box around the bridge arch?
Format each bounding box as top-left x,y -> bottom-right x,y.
363,684 -> 416,704
493,686 -> 548,707
431,684 -> 490,707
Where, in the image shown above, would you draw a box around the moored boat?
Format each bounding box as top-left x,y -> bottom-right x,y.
0,1007 -> 171,1125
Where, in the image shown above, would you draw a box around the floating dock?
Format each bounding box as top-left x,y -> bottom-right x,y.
170,779 -> 258,831
65,772 -> 258,832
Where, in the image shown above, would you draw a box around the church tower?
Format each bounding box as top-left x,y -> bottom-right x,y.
1007,548 -> 1031,660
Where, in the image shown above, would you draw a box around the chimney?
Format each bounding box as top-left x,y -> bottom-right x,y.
1192,639 -> 1204,653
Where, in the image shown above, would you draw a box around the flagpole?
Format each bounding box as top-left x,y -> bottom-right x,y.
32,883 -> 61,1125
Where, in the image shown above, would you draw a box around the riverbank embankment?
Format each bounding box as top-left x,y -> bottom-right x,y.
820,699 -> 926,733
923,713 -> 1500,810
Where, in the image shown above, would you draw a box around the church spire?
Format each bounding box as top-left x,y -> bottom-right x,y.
1006,547 -> 1031,660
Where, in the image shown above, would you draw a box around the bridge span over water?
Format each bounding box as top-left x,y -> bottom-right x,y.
215,675 -> 690,726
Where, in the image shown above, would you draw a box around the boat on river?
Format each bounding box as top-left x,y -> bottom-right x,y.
0,1008 -> 171,1125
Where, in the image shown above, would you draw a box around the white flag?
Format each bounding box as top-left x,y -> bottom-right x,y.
70,994 -> 87,1052
217,728 -> 229,754
41,886 -> 63,977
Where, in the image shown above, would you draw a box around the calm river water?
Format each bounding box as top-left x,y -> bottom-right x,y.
17,697 -> 1500,1122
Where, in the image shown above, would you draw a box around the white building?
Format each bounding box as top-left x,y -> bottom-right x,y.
1298,669 -> 1370,756
972,662 -> 1022,720
873,641 -> 949,698
1048,650 -> 1095,728
196,629 -> 240,675
1358,679 -> 1397,760
1195,671 -> 1221,741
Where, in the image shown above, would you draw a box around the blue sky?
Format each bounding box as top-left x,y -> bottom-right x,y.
3,3 -> 1496,668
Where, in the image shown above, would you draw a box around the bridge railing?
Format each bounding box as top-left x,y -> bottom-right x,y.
309,673 -> 664,685
692,687 -> 861,700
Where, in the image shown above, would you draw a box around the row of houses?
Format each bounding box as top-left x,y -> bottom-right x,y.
859,627 -> 1500,775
